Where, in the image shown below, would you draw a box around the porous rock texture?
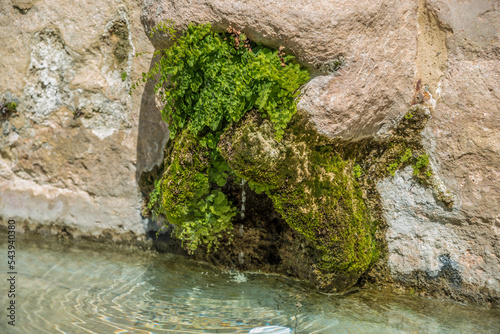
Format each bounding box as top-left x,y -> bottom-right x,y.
379,0 -> 500,304
0,0 -> 167,240
0,0 -> 498,304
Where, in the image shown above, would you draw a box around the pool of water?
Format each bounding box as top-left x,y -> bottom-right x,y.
1,232 -> 499,334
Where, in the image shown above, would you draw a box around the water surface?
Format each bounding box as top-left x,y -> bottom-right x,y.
1,232 -> 498,333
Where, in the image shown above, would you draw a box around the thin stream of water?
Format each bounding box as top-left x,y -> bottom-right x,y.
1,232 -> 499,333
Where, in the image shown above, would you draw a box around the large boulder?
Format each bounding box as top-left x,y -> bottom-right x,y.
141,0 -> 418,142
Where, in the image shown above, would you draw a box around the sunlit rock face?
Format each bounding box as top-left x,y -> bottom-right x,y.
0,0 -> 165,239
141,0 -> 417,142
384,0 -> 499,304
0,0 -> 498,303
378,167 -> 499,304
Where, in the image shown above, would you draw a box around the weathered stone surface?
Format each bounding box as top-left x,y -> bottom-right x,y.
141,0 -> 418,142
11,0 -> 39,12
378,167 -> 499,303
424,0 -> 500,223
378,0 -> 500,303
0,0 -> 164,238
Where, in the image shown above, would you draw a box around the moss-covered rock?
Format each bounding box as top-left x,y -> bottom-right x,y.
0,99 -> 17,118
147,103 -> 439,293
161,129 -> 211,223
219,111 -> 379,292
159,129 -> 237,252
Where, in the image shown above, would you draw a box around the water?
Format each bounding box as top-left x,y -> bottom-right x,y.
1,233 -> 499,334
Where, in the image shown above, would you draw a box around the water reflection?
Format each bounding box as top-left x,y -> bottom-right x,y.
0,233 -> 498,333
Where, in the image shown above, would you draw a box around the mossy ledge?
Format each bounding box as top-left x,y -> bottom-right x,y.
216,105 -> 437,292
218,110 -> 377,292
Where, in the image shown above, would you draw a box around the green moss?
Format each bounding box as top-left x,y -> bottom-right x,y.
387,162 -> 399,176
137,22 -> 309,142
350,106 -> 432,182
161,129 -> 211,222
271,153 -> 378,273
217,105 -> 439,292
219,111 -> 379,291
353,164 -> 362,178
413,154 -> 431,177
155,129 -> 237,252
138,23 -> 309,252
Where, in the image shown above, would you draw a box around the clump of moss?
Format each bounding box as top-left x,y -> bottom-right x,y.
219,111 -> 379,292
346,105 -> 433,183
148,129 -> 237,252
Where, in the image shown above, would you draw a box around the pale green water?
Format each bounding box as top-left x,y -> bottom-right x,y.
1,232 -> 499,334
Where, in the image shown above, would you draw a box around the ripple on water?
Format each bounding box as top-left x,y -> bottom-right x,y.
0,233 -> 499,334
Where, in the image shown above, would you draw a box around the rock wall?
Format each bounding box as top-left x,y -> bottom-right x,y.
380,0 -> 500,304
0,0 -> 166,240
1,0 -> 498,303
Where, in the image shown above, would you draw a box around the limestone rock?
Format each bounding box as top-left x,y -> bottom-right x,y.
423,0 -> 500,223
377,0 -> 500,303
372,0 -> 500,304
0,0 -> 162,238
141,0 -> 418,141
378,167 -> 499,303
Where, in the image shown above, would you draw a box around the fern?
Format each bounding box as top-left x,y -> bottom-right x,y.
145,23 -> 309,142
137,23 -> 309,251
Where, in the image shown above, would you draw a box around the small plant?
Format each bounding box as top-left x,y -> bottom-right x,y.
400,148 -> 412,163
0,99 -> 17,118
413,154 -> 432,177
72,108 -> 84,119
147,179 -> 163,220
387,148 -> 413,176
121,72 -> 127,81
387,162 -> 399,176
173,189 -> 237,252
353,164 -> 362,178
